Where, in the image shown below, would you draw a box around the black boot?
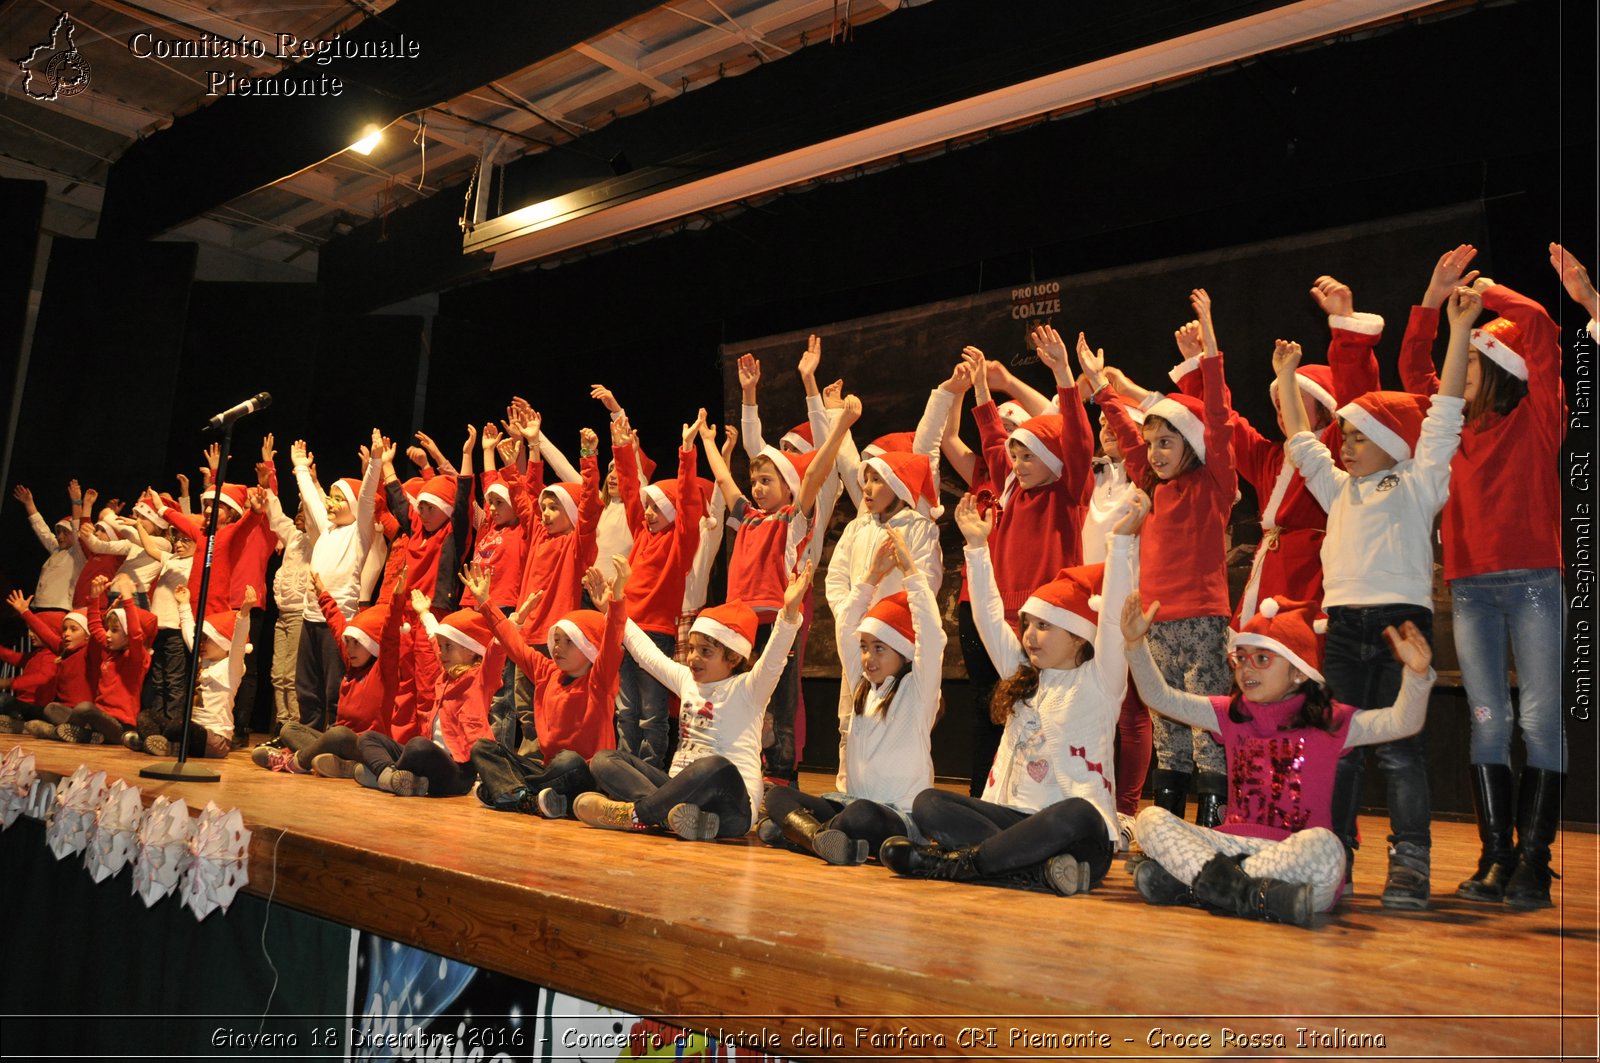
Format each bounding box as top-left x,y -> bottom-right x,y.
1150,768 -> 1190,819
1192,853 -> 1315,928
780,809 -> 867,866
1458,763 -> 1517,903
1505,768 -> 1564,911
1194,771 -> 1228,829
977,855 -> 1092,896
1134,858 -> 1196,906
879,837 -> 981,881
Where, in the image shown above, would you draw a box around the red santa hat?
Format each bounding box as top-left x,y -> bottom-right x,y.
202,610 -> 251,654
539,482 -> 582,526
1471,315 -> 1528,380
1143,394 -> 1208,462
1020,563 -> 1106,645
1268,363 -> 1339,415
996,400 -> 1030,428
642,475 -> 708,524
401,477 -> 424,502
856,592 -> 915,662
755,445 -> 817,498
31,611 -> 64,637
780,421 -> 815,453
1230,596 -> 1326,684
435,608 -> 491,657
132,496 -> 171,530
1006,413 -> 1068,478
416,474 -> 456,515
343,603 -> 389,660
332,477 -> 363,507
62,610 -> 89,635
1336,390 -> 1430,462
861,452 -> 943,519
208,483 -> 248,516
107,602 -> 158,646
53,516 -> 76,535
550,609 -> 607,663
690,601 -> 758,661
862,432 -> 916,460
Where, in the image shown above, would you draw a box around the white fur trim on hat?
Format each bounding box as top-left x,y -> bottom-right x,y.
1018,596 -> 1096,644
484,482 -> 511,507
1470,327 -> 1529,381
550,617 -> 599,663
1269,374 -> 1337,414
132,502 -> 169,530
642,484 -> 676,523
861,456 -> 913,511
417,490 -> 453,514
780,428 -> 814,454
755,445 -> 803,497
1144,397 -> 1207,463
434,622 -> 486,658
210,487 -> 245,515
1006,427 -> 1064,478
540,486 -> 578,527
344,627 -> 380,660
1228,629 -> 1325,685
1328,312 -> 1385,337
857,615 -> 914,662
996,401 -> 1029,427
331,480 -> 359,507
1335,400 -> 1410,462
64,610 -> 88,633
690,615 -> 752,661
1167,355 -> 1201,384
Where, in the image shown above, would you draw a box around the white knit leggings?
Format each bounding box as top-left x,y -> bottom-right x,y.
1134,806 -> 1347,912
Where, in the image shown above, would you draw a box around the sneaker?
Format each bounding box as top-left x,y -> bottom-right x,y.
121,731 -> 144,752
143,734 -> 172,757
573,793 -> 645,832
1380,842 -> 1432,911
250,744 -> 276,769
1117,812 -> 1138,855
388,769 -> 428,797
22,720 -> 59,741
353,764 -> 390,792
264,746 -> 309,774
1042,856 -> 1094,897
755,817 -> 784,847
666,802 -> 719,841
535,788 -> 569,819
56,723 -> 91,744
311,754 -> 357,779
0,715 -> 24,734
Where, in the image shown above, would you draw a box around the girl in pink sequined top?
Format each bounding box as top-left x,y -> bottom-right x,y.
1119,593 -> 1435,926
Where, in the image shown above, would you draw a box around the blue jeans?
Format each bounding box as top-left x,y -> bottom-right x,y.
615,629 -> 675,769
1451,568 -> 1566,772
1324,604 -> 1434,851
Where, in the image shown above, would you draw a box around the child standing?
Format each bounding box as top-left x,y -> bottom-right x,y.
1282,287 -> 1476,909
1122,592 -> 1435,926
575,564 -> 812,840
148,586 -> 254,758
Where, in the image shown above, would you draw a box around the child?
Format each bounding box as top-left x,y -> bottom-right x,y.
699,389 -> 856,784
56,575 -> 155,745
1396,244 -> 1567,909
1083,290 -> 1237,828
880,490 -> 1146,894
1282,287 -> 1476,909
507,415 -> 602,652
10,590 -> 95,738
131,494 -> 195,746
465,421 -> 528,746
613,414 -> 705,769
1122,592 -> 1435,926
575,563 -> 812,840
823,447 -> 944,616
351,589 -> 502,797
12,483 -> 84,612
255,568 -> 405,776
0,613 -> 59,731
760,529 -> 944,865
468,560 -> 625,815
148,585 -> 254,758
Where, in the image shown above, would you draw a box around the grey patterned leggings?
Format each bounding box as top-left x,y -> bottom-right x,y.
1135,806 -> 1347,912
1145,615 -> 1230,775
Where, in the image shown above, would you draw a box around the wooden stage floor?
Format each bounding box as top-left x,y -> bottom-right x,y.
5,733 -> 1596,1060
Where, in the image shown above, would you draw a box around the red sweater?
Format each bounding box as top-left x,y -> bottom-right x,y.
24,610 -> 95,706
164,506 -> 265,608
1398,286 -> 1565,580
972,386 -> 1094,619
727,499 -> 808,616
1172,328 -> 1380,617
463,470 -> 526,610
0,645 -> 56,706
484,601 -> 623,760
72,532 -> 121,609
87,594 -> 152,726
514,455 -> 601,645
320,591 -> 403,735
412,625 -> 501,762
1104,353 -> 1237,620
618,442 -> 704,634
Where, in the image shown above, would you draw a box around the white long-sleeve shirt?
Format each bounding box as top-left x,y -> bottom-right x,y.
81,523 -> 168,593
622,613 -> 801,826
1287,395 -> 1463,609
265,492 -> 315,618
296,456 -> 381,623
27,512 -> 81,610
967,533 -> 1135,842
178,603 -> 248,740
823,506 -> 943,617
833,569 -> 945,809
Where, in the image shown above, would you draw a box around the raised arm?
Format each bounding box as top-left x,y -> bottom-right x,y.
737,353 -> 767,459
954,494 -> 1024,675
795,395 -> 858,518
697,410 -> 747,511
1120,591 -> 1220,731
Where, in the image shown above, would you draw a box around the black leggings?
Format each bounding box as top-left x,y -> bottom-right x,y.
590,750 -> 753,836
470,738 -> 594,809
957,601 -> 1003,797
910,790 -> 1115,884
762,786 -> 907,857
355,732 -> 477,797
279,722 -> 361,770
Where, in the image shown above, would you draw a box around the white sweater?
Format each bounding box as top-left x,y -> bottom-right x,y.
178,603 -> 248,740
27,512 -> 81,610
296,457 -> 381,623
623,613 -> 801,827
823,506 -> 943,617
832,570 -> 945,810
967,533 -> 1135,842
1286,395 -> 1463,609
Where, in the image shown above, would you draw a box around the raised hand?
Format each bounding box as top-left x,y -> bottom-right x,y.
1271,338 -> 1303,378
940,361 -> 974,395
1112,488 -> 1151,536
1385,620 -> 1433,676
291,440 -> 312,469
1076,331 -> 1107,391
496,438 -> 519,466
590,384 -> 622,414
1550,242 -> 1600,316
1120,590 -> 1160,643
1446,286 -> 1483,329
869,534 -> 899,584
12,485 -> 34,511
683,408 -> 707,447
310,571 -> 327,597
954,492 -> 992,547
610,413 -> 634,449
581,565 -> 608,609
459,562 -> 492,604
91,574 -> 111,598
1173,320 -> 1203,360
797,334 -> 822,381
174,585 -> 190,608
6,589 -> 33,615
720,425 -> 739,462
481,422 -> 502,450
261,433 -> 276,464
1309,276 -> 1353,318
406,445 -> 429,469
781,559 -> 815,617
579,427 -> 599,455
1028,324 -> 1070,378
821,379 -> 845,411
462,423 -> 478,457
610,553 -> 630,597
840,394 -> 863,425
1423,244 -> 1480,309
203,442 -> 221,473
962,346 -> 991,404
737,353 -> 761,399
693,408 -> 716,446
241,585 -> 258,611
409,588 -> 431,616
511,589 -> 543,627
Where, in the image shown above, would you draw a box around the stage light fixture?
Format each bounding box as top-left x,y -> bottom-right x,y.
349,124 -> 383,155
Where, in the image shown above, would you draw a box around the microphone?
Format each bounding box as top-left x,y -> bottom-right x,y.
207,392 -> 272,431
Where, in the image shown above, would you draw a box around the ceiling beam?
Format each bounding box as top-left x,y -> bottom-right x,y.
572,41 -> 678,96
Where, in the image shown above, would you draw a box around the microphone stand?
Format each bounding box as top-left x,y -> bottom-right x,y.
141,416 -> 244,782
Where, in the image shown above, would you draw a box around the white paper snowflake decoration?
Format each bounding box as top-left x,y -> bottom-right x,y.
45,764 -> 106,860
132,795 -> 193,907
182,802 -> 250,921
84,778 -> 144,883
0,745 -> 37,828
